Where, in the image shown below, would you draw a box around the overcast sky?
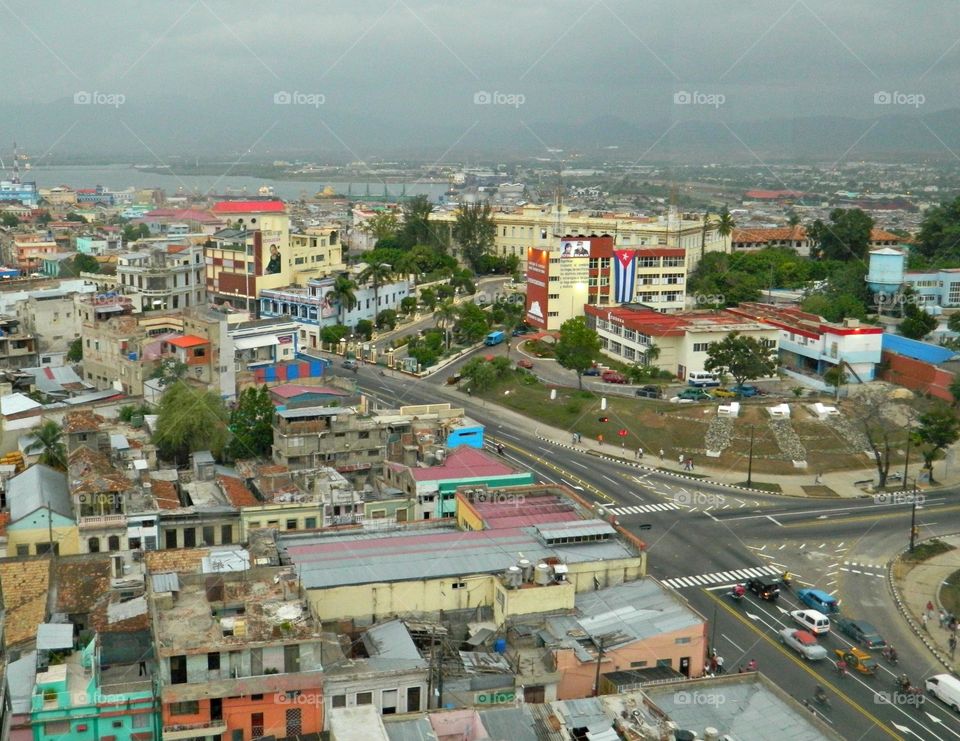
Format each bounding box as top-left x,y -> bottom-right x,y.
1,1 -> 958,160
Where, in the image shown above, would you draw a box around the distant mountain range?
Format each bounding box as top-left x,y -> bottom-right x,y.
3,96 -> 960,163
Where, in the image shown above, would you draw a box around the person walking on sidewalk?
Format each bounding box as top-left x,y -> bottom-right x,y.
636,447 -> 643,459
950,634 -> 957,657
597,433 -> 604,446
715,655 -> 725,674
922,612 -> 929,631
659,448 -> 664,461
678,453 -> 684,466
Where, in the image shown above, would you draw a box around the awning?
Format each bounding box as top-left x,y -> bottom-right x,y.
233,335 -> 280,350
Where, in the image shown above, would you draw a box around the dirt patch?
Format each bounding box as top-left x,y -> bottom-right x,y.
801,485 -> 840,498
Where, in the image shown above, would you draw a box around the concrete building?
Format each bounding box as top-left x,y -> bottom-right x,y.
75,234 -> 122,256
584,304 -> 778,380
525,236 -> 691,332
432,203 -> 729,274
287,226 -> 345,282
12,290 -> 85,354
148,565 -> 326,741
10,235 -> 59,273
729,303 -> 884,383
5,464 -> 78,557
733,226 -> 903,257
259,271 -> 412,348
0,317 -> 37,370
117,243 -> 206,312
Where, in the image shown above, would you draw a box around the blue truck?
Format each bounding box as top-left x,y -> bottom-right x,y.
484,330 -> 506,346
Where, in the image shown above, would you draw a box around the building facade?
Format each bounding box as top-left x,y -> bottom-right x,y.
117,243 -> 206,312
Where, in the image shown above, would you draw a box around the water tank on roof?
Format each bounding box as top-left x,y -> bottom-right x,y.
128,352 -> 138,361
866,248 -> 905,295
534,562 -> 552,586
504,566 -> 522,589
494,638 -> 507,654
517,559 -> 533,582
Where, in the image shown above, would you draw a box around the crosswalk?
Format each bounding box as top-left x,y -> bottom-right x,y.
605,502 -> 681,516
661,564 -> 782,590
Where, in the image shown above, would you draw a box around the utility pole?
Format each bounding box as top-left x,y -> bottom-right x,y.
904,426 -> 918,552
592,636 -> 607,697
746,424 -> 755,488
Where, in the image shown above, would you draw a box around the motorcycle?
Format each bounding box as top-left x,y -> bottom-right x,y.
881,646 -> 898,665
813,689 -> 831,708
729,585 -> 747,602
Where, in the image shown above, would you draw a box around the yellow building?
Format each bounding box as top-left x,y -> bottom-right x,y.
5,465 -> 80,557
431,203 -> 729,273
288,226 -> 346,282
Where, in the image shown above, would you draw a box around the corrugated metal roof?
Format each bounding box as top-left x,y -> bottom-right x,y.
8,465 -> 72,522
882,333 -> 959,364
108,596 -> 147,624
535,519 -> 615,542
277,405 -> 353,419
151,572 -> 180,593
0,393 -> 41,416
363,620 -> 424,663
37,623 -> 73,650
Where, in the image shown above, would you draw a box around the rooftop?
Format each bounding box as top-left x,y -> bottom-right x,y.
217,475 -> 259,507
729,302 -> 884,337
467,488 -> 583,530
280,524 -> 637,590
151,568 -> 313,653
63,409 -> 105,433
166,334 -> 208,349
396,446 -> 516,483
212,200 -> 286,214
585,304 -> 769,337
0,558 -> 51,646
8,464 -> 72,521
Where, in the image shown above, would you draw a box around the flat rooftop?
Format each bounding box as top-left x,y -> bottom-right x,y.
280,525 -> 637,590
469,490 -> 582,530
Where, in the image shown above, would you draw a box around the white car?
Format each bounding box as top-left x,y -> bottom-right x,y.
791,609 -> 830,635
779,628 -> 828,660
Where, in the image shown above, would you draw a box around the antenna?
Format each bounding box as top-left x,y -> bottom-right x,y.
11,142 -> 20,184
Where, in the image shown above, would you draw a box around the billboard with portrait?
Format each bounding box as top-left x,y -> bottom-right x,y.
559,240 -> 591,258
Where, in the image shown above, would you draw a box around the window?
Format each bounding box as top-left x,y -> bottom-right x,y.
549,293 -> 559,299
251,712 -> 264,739
132,714 -> 150,729
407,686 -> 422,712
285,519 -> 297,530
630,660 -> 648,668
451,581 -> 466,589
112,720 -> 123,729
182,528 -> 196,548
285,708 -> 302,735
88,537 -> 100,553
208,652 -> 220,671
382,689 -> 398,715
203,526 -> 215,545
232,731 -> 243,741
305,517 -> 317,529
332,695 -> 347,708
356,692 -> 373,705
675,636 -> 691,644
692,342 -> 710,352
45,722 -> 70,736
170,701 -> 199,715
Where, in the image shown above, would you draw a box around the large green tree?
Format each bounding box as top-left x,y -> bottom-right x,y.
152,381 -> 229,464
328,274 -> 358,326
460,357 -> 499,393
358,259 -> 395,316
808,208 -> 874,261
398,195 -> 440,249
454,302 -> 490,344
66,337 -> 83,363
915,196 -> 960,262
362,210 -> 399,244
555,317 -> 601,390
452,202 -> 496,271
916,404 -> 960,483
226,386 -> 274,461
900,302 -> 938,340
149,358 -> 188,388
28,419 -> 67,470
434,300 -> 457,349
704,332 -> 778,392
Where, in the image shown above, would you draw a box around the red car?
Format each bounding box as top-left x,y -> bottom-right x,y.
517,359 -> 534,369
601,370 -> 627,384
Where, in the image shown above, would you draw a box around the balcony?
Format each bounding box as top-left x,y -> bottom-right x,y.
162,720 -> 227,741
78,514 -> 127,530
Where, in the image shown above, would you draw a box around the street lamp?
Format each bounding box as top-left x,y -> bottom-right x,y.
903,426 -> 920,552
746,424 -> 755,487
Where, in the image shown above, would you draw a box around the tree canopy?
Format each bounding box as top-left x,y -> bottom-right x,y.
916,404 -> 960,482
555,317 -> 601,389
152,381 -> 229,464
915,196 -> 960,264
28,419 -> 67,470
704,332 -> 778,390
899,301 -> 938,340
452,202 -> 496,272
808,208 -> 874,261
226,386 -> 275,461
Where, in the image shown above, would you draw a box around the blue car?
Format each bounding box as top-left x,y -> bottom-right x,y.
797,588 -> 840,615
731,384 -> 760,397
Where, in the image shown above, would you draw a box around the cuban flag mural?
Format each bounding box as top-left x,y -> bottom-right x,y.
613,250 -> 638,303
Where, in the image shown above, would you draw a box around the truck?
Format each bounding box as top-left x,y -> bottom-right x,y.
484,330 -> 505,346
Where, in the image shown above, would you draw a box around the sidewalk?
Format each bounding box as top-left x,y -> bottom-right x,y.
892,535 -> 960,672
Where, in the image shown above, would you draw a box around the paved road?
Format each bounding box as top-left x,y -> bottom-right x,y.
338,365 -> 960,740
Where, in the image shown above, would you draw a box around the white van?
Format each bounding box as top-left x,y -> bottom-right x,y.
791,609 -> 830,635
926,674 -> 960,711
687,371 -> 720,388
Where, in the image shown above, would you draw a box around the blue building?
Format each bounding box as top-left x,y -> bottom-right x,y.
0,178 -> 39,208
259,274 -> 412,349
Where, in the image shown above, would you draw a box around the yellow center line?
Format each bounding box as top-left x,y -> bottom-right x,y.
493,437 -> 614,503
705,590 -> 901,739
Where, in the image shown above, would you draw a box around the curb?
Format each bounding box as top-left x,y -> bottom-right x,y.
534,435 -> 798,497
888,540 -> 955,673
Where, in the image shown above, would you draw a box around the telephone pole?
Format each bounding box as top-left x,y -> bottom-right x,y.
592,636 -> 607,697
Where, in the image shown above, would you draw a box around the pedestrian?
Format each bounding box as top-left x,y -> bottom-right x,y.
572,433 -> 578,445
815,472 -> 822,485
709,655 -> 718,673
950,617 -> 958,633
138,659 -> 146,676
679,453 -> 684,466
950,635 -> 957,656
927,600 -> 935,614
689,458 -> 695,471
716,655 -> 724,674
636,447 -> 643,459
597,433 -> 604,446
659,448 -> 664,461
922,612 -> 929,631
940,609 -> 948,628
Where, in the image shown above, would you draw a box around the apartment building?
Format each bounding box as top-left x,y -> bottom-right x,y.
148,566 -> 325,741
0,317 -> 37,369
732,226 -> 903,257
117,243 -> 206,312
432,203 -> 729,273
10,234 -> 60,273
13,289 -> 85,354
584,304 -> 778,380
287,226 -> 345,281
525,236 -> 689,331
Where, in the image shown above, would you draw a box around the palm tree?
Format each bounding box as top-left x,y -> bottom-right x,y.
328,273 -> 358,327
358,259 -> 395,318
716,207 -> 735,239
699,210 -> 712,261
644,342 -> 661,367
435,300 -> 457,349
29,419 -> 67,470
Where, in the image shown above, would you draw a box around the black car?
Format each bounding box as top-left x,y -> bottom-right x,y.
747,575 -> 781,601
835,618 -> 886,649
635,385 -> 662,399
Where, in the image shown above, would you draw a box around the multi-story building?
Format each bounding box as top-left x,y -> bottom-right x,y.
0,317 -> 37,369
259,271 -> 412,348
525,236 -> 690,331
584,305 -> 778,380
433,203 -> 729,273
117,243 -> 206,312
5,464 -> 78,557
10,234 -> 59,273
148,565 -> 326,741
732,226 -> 903,257
38,186 -> 77,207
0,179 -> 38,209
12,290 -> 85,354
287,226 -> 345,281
728,303 -> 884,384
157,453 -> 240,551
30,628 -> 158,741
76,234 -> 123,256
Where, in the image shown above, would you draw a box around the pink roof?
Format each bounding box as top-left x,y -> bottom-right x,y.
140,208 -> 221,223
409,447 -> 515,482
471,493 -> 581,529
270,384 -> 348,399
167,335 -> 208,349
212,200 -> 286,214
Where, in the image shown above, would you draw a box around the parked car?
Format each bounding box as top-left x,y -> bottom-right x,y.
791,609 -> 830,635
747,575 -> 781,601
343,358 -> 359,370
796,588 -> 841,615
601,370 -> 628,384
635,385 -> 662,399
687,371 -> 721,387
731,384 -> 760,397
779,629 -> 828,661
583,366 -> 602,376
517,358 -> 534,369
712,388 -> 737,398
677,388 -> 712,401
512,325 -> 533,336
446,373 -> 462,385
835,617 -> 886,649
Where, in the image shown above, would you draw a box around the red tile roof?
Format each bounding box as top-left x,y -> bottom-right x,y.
584,305 -> 765,338
732,226 -> 807,244
212,200 -> 286,214
167,334 -> 208,348
150,477 -> 181,509
218,475 -> 260,507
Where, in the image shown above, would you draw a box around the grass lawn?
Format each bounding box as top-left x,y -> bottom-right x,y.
902,538 -> 954,565
941,569 -> 960,618
736,481 -> 783,492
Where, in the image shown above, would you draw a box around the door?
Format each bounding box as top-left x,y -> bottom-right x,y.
679,656 -> 690,677
211,698 -> 222,721
524,685 -> 545,703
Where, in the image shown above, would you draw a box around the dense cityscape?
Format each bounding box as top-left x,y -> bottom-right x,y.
6,3 -> 960,741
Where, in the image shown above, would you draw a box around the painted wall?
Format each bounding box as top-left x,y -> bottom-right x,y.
881,351 -> 954,402
493,580 -> 575,624
7,510 -> 79,556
